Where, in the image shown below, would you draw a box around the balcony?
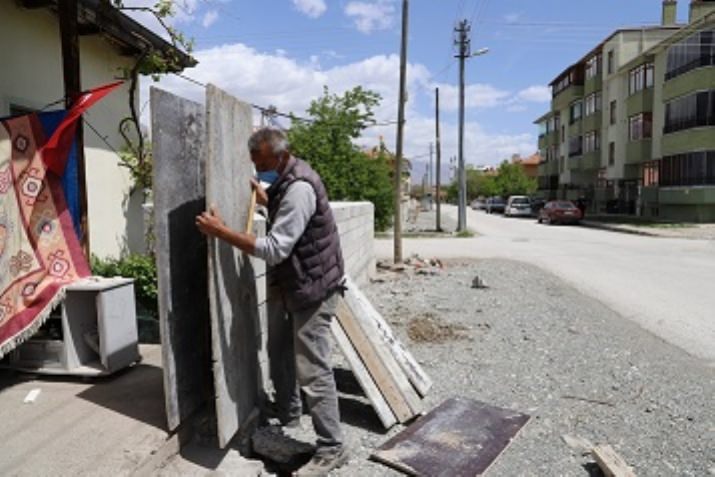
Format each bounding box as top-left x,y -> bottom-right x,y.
552,85 -> 584,112
584,75 -> 602,95
626,88 -> 654,117
581,150 -> 601,170
582,111 -> 602,132
663,66 -> 715,102
625,139 -> 652,164
662,127 -> 715,157
568,119 -> 582,136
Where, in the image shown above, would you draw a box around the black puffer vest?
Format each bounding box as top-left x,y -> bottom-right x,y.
267,157 -> 344,311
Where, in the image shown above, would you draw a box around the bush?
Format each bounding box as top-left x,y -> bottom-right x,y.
91,254 -> 158,318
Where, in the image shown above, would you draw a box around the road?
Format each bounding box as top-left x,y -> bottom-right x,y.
375,205 -> 715,366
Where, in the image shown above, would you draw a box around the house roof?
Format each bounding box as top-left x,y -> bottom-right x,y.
23,0 -> 196,71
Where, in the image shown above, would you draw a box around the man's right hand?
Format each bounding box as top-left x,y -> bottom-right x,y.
251,178 -> 268,206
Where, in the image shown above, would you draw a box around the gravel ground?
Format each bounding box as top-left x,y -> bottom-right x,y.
295,258 -> 714,477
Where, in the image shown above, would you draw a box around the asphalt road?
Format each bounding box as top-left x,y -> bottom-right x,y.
375,205 -> 715,366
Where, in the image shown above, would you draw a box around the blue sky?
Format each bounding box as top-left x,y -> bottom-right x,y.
130,0 -> 692,175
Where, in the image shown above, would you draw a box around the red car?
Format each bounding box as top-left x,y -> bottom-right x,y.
537,200 -> 582,225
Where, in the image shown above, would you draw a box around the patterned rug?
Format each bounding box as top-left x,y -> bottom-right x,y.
0,82 -> 121,358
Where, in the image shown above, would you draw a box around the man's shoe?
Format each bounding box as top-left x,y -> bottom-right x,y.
293,447 -> 349,476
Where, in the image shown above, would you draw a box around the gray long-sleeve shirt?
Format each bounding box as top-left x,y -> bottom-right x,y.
253,181 -> 316,266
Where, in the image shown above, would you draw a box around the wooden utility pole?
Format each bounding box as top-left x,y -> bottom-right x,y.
455,20 -> 470,232
59,0 -> 89,257
435,87 -> 442,231
393,0 -> 409,264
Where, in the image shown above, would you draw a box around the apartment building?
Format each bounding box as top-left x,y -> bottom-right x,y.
535,0 -> 715,222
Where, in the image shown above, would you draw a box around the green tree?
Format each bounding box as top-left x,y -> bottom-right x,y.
494,161 -> 537,197
466,169 -> 499,200
287,86 -> 393,230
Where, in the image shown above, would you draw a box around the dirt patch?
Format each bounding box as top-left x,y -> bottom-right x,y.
407,313 -> 469,343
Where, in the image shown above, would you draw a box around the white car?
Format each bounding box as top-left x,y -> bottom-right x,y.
504,196 -> 532,217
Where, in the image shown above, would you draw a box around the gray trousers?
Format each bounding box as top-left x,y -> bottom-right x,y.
267,287 -> 343,453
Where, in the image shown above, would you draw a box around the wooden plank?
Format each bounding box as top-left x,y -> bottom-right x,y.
205,84 -> 261,448
335,300 -> 416,422
151,87 -> 211,431
343,276 -> 432,397
592,445 -> 637,477
339,293 -> 422,415
330,320 -> 397,429
372,397 -> 530,477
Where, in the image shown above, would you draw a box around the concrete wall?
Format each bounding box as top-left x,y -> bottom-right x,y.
0,2 -> 141,259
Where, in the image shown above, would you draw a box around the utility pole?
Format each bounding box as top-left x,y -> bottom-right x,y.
428,142 -> 433,193
59,0 -> 89,257
435,87 -> 442,231
393,0 -> 409,263
455,20 -> 469,232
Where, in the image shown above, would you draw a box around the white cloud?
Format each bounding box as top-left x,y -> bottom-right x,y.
515,85 -> 551,103
141,43 -> 534,167
202,10 -> 219,28
292,0 -> 327,18
434,83 -> 511,111
344,0 -> 396,34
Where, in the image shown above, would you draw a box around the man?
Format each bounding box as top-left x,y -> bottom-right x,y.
196,127 -> 348,476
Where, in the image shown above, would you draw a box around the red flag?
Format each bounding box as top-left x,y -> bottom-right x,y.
42,80 -> 124,175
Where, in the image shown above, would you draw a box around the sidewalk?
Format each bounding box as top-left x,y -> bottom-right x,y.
581,216 -> 715,240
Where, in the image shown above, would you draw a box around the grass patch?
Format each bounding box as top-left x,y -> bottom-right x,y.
455,229 -> 474,238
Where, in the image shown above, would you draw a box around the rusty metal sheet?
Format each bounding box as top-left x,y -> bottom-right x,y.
372,397 -> 530,476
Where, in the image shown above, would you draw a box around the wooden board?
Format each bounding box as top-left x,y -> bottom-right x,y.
335,300 -> 416,422
151,87 -> 211,431
205,84 -> 261,448
592,445 -> 637,477
330,319 -> 397,429
343,276 -> 432,397
372,397 -> 530,477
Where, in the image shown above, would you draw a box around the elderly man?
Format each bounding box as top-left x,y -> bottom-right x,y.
196,127 -> 347,476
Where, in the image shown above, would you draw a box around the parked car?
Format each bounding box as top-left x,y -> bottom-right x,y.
530,197 -> 546,216
470,199 -> 486,210
485,197 -> 506,214
504,196 -> 532,217
537,200 -> 583,225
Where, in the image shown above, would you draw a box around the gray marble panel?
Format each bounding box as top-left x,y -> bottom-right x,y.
151,87 -> 211,432
205,84 -> 261,449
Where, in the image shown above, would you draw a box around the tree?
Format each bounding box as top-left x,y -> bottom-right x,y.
494,161 -> 537,197
287,86 -> 394,230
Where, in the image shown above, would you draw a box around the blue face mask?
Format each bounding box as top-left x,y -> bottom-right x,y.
257,170 -> 280,186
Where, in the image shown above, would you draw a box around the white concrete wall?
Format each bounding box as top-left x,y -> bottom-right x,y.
0,2 -> 140,259
332,201 -> 376,286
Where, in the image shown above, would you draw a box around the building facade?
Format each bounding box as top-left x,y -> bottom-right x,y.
535,0 -> 715,222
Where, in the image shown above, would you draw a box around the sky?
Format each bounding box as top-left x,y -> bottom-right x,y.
126,0 -> 692,180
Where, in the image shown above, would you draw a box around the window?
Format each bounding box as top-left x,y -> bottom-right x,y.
664,90 -> 715,133
610,100 -> 617,125
584,130 -> 601,153
660,150 -> 715,186
642,160 -> 660,187
585,53 -> 602,80
629,113 -> 653,141
608,142 -> 615,165
584,92 -> 602,116
561,125 -> 565,143
666,29 -> 715,80
607,50 -> 614,74
569,136 -> 583,157
629,63 -> 655,95
560,156 -> 565,172
570,101 -> 583,124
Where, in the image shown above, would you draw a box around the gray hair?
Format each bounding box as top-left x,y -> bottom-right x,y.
248,127 -> 290,155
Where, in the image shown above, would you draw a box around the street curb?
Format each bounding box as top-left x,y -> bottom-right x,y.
580,221 -> 661,237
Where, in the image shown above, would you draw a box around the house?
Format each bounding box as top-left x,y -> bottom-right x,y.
510,153 -> 541,179
0,0 -> 194,258
535,0 -> 715,221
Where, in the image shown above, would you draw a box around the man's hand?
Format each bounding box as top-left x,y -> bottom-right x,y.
251,178 -> 268,206
196,205 -> 226,239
